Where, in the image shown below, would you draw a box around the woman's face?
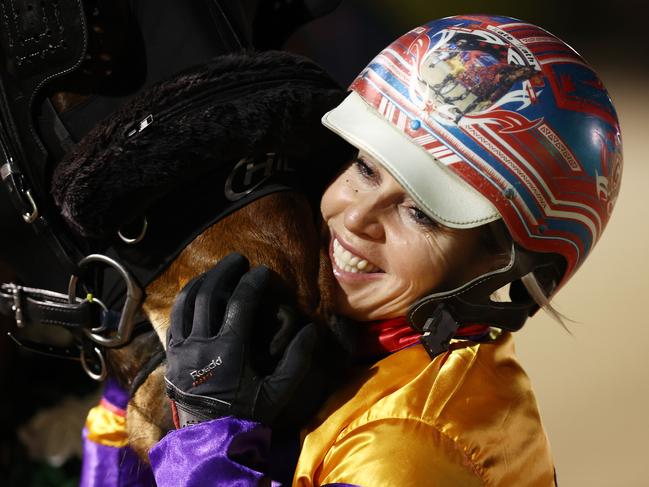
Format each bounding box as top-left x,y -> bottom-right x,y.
320,151 -> 495,322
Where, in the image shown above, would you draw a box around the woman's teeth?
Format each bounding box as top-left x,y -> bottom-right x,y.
333,239 -> 379,273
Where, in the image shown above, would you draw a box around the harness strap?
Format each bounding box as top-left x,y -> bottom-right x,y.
0,282 -> 98,330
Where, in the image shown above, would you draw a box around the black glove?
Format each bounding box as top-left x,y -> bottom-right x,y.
165,253 -> 320,428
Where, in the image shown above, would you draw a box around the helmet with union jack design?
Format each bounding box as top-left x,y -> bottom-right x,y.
323,15 -> 622,337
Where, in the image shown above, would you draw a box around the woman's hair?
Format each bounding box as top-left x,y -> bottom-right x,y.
521,273 -> 570,332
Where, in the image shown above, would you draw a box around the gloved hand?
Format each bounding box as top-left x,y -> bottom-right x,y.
165,253 -> 319,428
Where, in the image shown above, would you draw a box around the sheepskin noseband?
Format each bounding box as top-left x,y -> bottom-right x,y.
51,50 -> 354,288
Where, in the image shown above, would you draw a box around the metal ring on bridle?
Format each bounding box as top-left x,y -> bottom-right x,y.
68,254 -> 144,348
81,346 -> 107,382
117,217 -> 148,244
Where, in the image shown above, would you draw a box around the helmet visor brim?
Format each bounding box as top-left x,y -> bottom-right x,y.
322,92 -> 500,229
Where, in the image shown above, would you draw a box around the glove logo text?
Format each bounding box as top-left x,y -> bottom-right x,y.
190,357 -> 222,381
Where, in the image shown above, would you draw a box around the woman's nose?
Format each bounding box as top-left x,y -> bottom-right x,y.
343,196 -> 385,240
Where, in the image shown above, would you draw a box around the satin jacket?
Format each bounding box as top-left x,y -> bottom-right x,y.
293,332 -> 555,486
148,332 -> 556,486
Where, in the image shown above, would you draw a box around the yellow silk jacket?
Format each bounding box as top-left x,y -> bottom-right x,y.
294,332 -> 555,486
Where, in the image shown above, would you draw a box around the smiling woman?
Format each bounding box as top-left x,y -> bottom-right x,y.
149,14 -> 622,487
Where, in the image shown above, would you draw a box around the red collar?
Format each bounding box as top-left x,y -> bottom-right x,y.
356,316 -> 490,358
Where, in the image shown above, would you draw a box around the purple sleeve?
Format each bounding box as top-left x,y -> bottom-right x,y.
81,428 -> 156,487
149,416 -> 280,487
149,417 -> 363,487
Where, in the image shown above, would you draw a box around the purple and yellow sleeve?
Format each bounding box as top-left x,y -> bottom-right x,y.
149,417 -> 361,487
82,381 -> 360,486
81,379 -> 155,487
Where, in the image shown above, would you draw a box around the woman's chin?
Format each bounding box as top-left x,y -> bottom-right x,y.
331,288 -> 406,323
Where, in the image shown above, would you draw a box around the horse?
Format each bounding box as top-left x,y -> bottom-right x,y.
50,50 -> 353,460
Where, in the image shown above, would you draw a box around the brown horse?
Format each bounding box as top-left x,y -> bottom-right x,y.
51,51 -> 352,461
123,192 -> 337,459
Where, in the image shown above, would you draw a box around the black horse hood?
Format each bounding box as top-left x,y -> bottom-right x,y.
50,51 -> 353,290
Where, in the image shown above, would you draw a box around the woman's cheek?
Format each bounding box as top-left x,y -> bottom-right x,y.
320,183 -> 339,221
320,172 -> 354,220
361,231 -> 455,300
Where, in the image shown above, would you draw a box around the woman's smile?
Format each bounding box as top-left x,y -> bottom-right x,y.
329,232 -> 384,282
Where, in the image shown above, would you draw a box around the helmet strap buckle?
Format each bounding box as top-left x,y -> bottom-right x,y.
420,304 -> 459,359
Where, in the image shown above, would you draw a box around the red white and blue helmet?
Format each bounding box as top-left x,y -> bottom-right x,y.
323,14 -> 622,296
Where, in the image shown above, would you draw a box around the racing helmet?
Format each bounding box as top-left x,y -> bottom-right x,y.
323,15 -> 622,341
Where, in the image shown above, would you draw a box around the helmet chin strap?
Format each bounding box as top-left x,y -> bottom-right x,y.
407,244 -> 564,359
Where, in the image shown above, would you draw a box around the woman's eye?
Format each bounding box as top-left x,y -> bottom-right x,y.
409,206 -> 437,228
353,158 -> 376,180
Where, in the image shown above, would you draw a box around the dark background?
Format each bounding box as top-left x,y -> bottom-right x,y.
288,0 -> 648,87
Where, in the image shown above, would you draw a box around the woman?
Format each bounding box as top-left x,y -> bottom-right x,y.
152,15 -> 622,486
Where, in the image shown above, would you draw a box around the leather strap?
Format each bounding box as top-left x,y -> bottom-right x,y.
0,283 -> 99,331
